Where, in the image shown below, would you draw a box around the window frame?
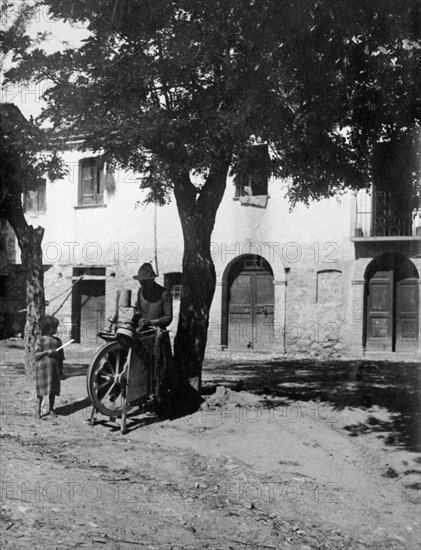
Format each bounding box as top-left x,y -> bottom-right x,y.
78,157 -> 104,206
24,181 -> 47,214
234,144 -> 270,198
164,272 -> 183,300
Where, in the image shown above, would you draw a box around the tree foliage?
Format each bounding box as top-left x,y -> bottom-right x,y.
0,104 -> 63,208
4,0 -> 420,398
5,0 -> 421,266
0,1 -> 34,66
6,0 -> 421,204
1,0 -> 63,207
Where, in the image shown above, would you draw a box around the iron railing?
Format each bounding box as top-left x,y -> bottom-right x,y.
351,190 -> 421,238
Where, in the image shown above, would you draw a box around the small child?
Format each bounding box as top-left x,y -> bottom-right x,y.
34,316 -> 65,419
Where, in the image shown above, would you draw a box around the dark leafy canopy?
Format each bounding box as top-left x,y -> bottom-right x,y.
0,0 -> 63,209
0,2 -> 32,59
0,103 -> 63,211
7,0 -> 421,204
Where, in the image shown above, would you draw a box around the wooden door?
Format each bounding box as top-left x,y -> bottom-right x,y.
366,271 -> 393,351
254,272 -> 274,350
396,278 -> 419,352
72,279 -> 105,344
228,272 -> 252,349
80,294 -> 105,344
228,270 -> 274,350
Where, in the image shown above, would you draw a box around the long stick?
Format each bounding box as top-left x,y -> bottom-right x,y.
55,339 -> 75,352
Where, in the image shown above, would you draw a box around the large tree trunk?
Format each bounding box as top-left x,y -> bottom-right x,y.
172,162 -> 229,415
3,193 -> 45,377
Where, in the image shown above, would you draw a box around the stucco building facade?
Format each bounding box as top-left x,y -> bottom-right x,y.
4,143 -> 421,358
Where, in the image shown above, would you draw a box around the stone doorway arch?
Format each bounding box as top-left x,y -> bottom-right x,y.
221,254 -> 274,350
364,253 -> 419,352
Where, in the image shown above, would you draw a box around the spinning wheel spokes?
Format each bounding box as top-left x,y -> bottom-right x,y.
87,328 -> 167,432
87,341 -> 132,418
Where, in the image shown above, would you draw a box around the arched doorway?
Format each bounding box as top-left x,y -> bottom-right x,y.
364,254 -> 419,352
222,254 -> 274,350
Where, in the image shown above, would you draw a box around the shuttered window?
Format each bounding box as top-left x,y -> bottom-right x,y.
78,158 -> 104,205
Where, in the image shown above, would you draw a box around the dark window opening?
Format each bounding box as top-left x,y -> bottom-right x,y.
234,144 -> 270,197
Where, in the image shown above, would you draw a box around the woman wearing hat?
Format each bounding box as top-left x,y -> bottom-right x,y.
131,262 -> 172,331
131,263 -> 174,414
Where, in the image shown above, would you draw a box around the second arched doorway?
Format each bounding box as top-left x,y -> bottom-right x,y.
222,254 -> 274,350
365,253 -> 419,352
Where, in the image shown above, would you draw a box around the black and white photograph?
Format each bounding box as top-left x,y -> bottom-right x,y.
1,1 -> 420,548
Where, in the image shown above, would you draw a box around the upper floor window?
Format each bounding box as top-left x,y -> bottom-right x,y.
164,272 -> 183,300
78,158 -> 104,206
24,181 -> 46,214
234,144 -> 270,198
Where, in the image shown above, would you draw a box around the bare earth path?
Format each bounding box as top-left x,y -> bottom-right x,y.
1,342 -> 420,550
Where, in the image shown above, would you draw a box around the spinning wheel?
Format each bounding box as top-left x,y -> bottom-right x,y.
86,326 -> 172,432
86,341 -> 132,418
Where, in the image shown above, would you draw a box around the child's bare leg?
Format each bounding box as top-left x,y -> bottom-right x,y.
49,394 -> 57,416
36,396 -> 42,420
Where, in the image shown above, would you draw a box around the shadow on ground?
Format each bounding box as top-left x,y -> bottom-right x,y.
203,358 -> 421,452
3,341 -> 420,452
63,364 -> 89,378
54,397 -> 91,417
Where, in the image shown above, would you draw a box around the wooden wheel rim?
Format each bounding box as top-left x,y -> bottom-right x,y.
86,341 -> 131,418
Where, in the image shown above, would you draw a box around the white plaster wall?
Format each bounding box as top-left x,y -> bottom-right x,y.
25,149 -> 184,275
22,149 -> 359,352
212,176 -> 354,282
213,176 -> 352,247
25,150 -> 354,276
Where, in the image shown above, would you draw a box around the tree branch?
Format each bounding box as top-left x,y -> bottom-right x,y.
1,192 -> 30,247
197,159 -> 230,221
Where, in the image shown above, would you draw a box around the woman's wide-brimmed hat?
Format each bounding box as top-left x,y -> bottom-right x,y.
133,262 -> 157,281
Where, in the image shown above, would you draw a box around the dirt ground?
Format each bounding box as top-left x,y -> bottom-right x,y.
1,341 -> 420,550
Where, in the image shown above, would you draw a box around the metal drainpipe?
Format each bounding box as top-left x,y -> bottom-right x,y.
283,267 -> 290,354
153,203 -> 159,276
